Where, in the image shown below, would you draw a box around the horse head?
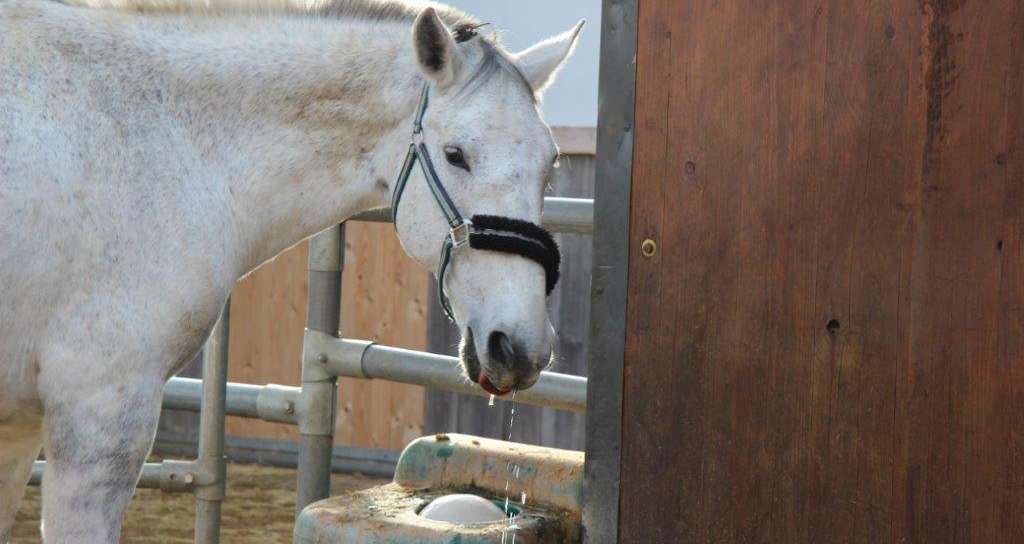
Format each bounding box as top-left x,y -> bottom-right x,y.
392,8 -> 584,395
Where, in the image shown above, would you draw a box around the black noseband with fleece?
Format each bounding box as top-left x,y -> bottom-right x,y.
467,215 -> 560,295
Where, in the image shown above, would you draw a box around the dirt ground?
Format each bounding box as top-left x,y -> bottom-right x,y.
12,462 -> 388,543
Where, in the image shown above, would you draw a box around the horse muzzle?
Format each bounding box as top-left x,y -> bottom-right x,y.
460,327 -> 551,395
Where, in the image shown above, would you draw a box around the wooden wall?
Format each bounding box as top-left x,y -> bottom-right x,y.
620,0 -> 1023,542
333,222 -> 427,449
223,222 -> 428,450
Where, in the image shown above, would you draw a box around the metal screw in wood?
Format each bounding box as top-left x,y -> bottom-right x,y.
641,239 -> 657,258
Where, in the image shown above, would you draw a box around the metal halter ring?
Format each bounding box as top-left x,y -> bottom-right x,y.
449,221 -> 472,248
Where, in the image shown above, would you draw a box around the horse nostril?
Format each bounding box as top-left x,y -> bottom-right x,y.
487,331 -> 516,369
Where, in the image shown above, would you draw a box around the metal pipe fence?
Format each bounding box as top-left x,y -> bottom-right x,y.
296,224 -> 343,513
194,304 -> 230,543
305,332 -> 588,413
27,196 -> 594,542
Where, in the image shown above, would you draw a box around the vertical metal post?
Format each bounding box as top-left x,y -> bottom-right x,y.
296,225 -> 343,514
195,300 -> 230,544
583,1 -> 638,542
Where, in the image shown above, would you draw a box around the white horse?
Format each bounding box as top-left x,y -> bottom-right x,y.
0,0 -> 582,540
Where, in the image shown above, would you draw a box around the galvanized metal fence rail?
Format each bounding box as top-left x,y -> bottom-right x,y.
28,196 -> 593,543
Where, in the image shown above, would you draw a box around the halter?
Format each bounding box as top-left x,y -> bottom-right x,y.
390,83 -> 561,322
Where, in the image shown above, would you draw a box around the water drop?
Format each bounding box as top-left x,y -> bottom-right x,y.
489,394 -> 495,406
521,492 -> 527,504
500,390 -> 520,544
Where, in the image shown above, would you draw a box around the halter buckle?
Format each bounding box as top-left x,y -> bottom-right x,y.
449,220 -> 473,248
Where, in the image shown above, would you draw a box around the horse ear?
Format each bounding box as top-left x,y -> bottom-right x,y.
412,7 -> 460,88
514,20 -> 585,94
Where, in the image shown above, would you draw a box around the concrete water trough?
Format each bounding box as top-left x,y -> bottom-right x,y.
294,434 -> 584,543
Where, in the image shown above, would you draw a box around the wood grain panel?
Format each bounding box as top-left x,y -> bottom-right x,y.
225,241 -> 309,442
222,223 -> 427,451
335,221 -> 426,450
620,0 -> 1024,541
893,2 -> 1022,542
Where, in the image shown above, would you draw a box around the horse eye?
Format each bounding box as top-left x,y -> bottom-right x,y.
444,146 -> 470,172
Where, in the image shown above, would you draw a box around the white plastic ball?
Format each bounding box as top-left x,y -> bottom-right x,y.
419,494 -> 508,524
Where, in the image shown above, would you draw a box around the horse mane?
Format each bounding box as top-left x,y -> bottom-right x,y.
60,0 -> 478,28
57,0 -> 536,96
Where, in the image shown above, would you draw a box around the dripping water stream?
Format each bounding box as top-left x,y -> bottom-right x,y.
495,391 -> 524,544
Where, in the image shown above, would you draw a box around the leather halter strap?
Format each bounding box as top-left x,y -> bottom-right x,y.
391,84 -> 560,322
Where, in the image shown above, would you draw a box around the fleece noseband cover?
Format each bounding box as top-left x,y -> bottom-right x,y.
467,214 -> 560,295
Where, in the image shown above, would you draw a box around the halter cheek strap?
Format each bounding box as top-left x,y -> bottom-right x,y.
391,84 -> 561,321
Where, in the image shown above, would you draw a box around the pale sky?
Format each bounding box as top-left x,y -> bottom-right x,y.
446,1 -> 601,127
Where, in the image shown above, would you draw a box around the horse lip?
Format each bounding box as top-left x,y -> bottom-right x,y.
477,369 -> 511,396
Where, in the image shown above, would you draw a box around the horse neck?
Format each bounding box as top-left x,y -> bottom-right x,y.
149,14 -> 421,275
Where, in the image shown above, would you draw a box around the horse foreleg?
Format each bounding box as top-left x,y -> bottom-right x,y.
0,429 -> 42,543
38,383 -> 163,543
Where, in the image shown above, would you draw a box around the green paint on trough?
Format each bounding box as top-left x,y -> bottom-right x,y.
436,445 -> 455,459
